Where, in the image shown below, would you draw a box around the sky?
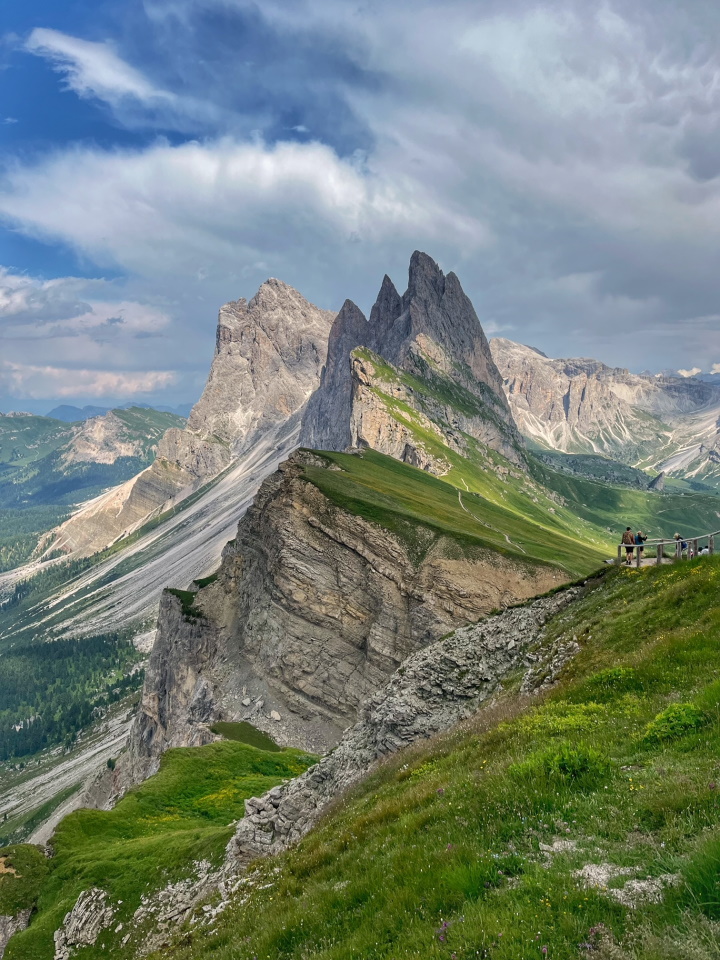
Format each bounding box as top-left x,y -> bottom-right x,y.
3,0 -> 720,412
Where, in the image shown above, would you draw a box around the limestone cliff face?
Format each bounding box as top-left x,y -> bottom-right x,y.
301,252 -> 522,464
490,338 -> 720,477
126,450 -> 565,782
49,282 -> 334,557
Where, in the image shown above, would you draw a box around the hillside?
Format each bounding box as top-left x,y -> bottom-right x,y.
172,557 -> 720,960
4,555 -> 720,957
1,733 -> 315,959
0,408 -> 186,573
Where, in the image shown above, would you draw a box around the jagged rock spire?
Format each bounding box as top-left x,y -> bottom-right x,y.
300,251 -> 516,453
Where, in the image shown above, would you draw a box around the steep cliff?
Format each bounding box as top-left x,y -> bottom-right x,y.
126,449 -> 567,783
301,252 -> 522,464
490,337 -> 720,483
49,282 -> 335,557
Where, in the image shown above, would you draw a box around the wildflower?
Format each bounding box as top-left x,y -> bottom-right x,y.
542,948 -> 548,956
710,782 -> 717,790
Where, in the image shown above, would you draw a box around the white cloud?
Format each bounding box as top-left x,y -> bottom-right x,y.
6,1 -> 720,379
0,269 -> 170,337
677,367 -> 702,377
0,137 -> 488,287
711,363 -> 720,375
25,28 -> 168,105
0,361 -> 176,399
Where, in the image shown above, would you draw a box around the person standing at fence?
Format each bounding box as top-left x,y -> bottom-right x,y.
622,527 -> 635,564
674,533 -> 688,557
635,530 -> 647,561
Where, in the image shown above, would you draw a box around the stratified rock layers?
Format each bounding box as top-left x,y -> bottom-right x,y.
127,451 -> 565,783
225,588 -> 580,866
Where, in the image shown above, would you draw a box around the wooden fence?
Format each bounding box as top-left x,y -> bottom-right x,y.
616,532 -> 719,567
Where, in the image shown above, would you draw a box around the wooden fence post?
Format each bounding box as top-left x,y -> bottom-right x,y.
636,544 -> 642,568
710,535 -> 715,556
656,541 -> 664,565
617,544 -> 622,566
693,538 -> 699,559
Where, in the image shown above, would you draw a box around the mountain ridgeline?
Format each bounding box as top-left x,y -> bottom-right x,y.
301,251 -> 522,466
48,281 -> 334,558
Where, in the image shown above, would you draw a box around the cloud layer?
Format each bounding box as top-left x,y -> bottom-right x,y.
3,0 -> 720,404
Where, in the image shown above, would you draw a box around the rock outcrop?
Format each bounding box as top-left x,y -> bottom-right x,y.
126,449 -> 566,784
225,587 -> 581,866
59,409 -> 182,467
490,337 -> 720,484
49,282 -> 335,557
0,910 -> 31,960
53,888 -> 115,960
301,252 -> 522,465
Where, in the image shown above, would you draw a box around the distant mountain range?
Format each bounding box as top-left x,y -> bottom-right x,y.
46,402 -> 194,422
0,406 -> 187,572
490,338 -> 720,488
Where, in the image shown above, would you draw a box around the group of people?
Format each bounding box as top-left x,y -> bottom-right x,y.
621,528 -> 647,564
621,528 -> 710,564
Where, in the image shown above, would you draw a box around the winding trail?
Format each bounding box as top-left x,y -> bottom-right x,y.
457,489 -> 527,554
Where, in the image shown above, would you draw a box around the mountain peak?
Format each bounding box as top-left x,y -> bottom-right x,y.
300,251 -> 519,457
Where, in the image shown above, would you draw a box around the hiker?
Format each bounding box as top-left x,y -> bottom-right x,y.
699,545 -> 710,556
621,527 -> 635,564
635,530 -> 648,560
674,533 -> 688,557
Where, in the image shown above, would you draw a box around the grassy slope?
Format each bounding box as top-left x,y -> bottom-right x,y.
324,348 -> 720,575
303,448 -> 720,580
164,557 -> 720,960
3,738 -> 315,959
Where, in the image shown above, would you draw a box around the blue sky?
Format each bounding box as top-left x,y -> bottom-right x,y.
2,0 -> 720,411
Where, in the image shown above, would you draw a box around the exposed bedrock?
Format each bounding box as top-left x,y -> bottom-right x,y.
126,450 -> 566,784
225,588 -> 581,868
50,280 -> 334,558
301,251 -> 522,464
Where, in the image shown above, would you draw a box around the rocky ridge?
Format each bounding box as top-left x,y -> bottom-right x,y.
48,281 -> 334,557
125,449 -> 566,785
0,911 -> 31,960
301,252 -> 522,465
490,337 -> 720,482
226,587 -> 581,865
59,410 -> 181,467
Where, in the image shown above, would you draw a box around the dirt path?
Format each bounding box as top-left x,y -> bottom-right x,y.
457,489 -> 527,554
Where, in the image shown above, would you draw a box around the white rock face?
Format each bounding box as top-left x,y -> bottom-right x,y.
48,281 -> 334,557
185,279 -> 335,453
490,337 -> 720,481
60,412 -> 153,466
0,910 -> 32,959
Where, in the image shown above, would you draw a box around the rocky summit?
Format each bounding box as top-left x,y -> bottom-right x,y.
49,281 -> 334,557
301,251 -> 522,464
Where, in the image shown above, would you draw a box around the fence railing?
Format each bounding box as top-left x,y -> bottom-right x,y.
616,531 -> 720,567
